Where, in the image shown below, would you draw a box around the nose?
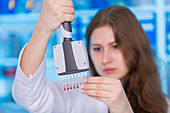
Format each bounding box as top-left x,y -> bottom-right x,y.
102,49 -> 112,64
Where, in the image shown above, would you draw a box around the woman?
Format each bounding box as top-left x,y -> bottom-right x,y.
83,6 -> 169,113
12,0 -> 169,112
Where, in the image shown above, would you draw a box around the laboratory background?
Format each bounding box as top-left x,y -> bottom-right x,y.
0,0 -> 170,112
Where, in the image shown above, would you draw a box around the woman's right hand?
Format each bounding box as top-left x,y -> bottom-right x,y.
36,0 -> 75,38
20,0 -> 74,77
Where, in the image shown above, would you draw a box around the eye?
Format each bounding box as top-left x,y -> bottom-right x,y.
112,45 -> 118,49
93,47 -> 101,51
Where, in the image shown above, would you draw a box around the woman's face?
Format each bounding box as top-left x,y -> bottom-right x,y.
90,26 -> 129,79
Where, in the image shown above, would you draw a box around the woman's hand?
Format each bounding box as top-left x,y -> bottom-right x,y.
21,0 -> 74,77
81,77 -> 134,113
36,0 -> 75,38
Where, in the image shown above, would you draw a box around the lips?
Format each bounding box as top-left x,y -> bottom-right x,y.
104,68 -> 116,74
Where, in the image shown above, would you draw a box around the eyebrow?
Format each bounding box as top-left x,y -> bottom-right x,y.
91,41 -> 117,46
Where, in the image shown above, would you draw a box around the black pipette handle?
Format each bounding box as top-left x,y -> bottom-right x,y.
60,21 -> 72,40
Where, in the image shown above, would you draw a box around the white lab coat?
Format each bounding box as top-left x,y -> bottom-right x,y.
12,45 -> 109,113
12,45 -> 170,113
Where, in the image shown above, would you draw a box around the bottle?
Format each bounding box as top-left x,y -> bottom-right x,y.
25,0 -> 34,13
8,0 -> 15,13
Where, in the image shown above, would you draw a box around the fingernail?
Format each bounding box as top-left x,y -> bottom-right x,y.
84,78 -> 87,83
81,90 -> 85,94
80,84 -> 84,89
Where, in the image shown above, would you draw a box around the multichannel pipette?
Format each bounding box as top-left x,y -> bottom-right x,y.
53,22 -> 89,91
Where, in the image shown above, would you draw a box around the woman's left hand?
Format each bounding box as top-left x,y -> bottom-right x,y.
80,77 -> 134,113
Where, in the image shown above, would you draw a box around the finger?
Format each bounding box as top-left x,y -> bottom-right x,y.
57,0 -> 74,7
60,14 -> 74,22
61,7 -> 74,14
84,84 -> 115,91
83,89 -> 112,98
85,77 -> 120,85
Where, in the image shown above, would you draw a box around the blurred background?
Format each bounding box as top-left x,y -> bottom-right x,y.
0,0 -> 170,112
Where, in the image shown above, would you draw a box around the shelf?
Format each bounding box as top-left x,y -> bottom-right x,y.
165,5 -> 170,12
0,57 -> 55,68
0,57 -> 18,68
129,6 -> 155,11
0,7 -> 157,24
0,102 -> 28,113
0,13 -> 40,24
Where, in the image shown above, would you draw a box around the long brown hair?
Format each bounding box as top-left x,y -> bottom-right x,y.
86,5 -> 168,113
